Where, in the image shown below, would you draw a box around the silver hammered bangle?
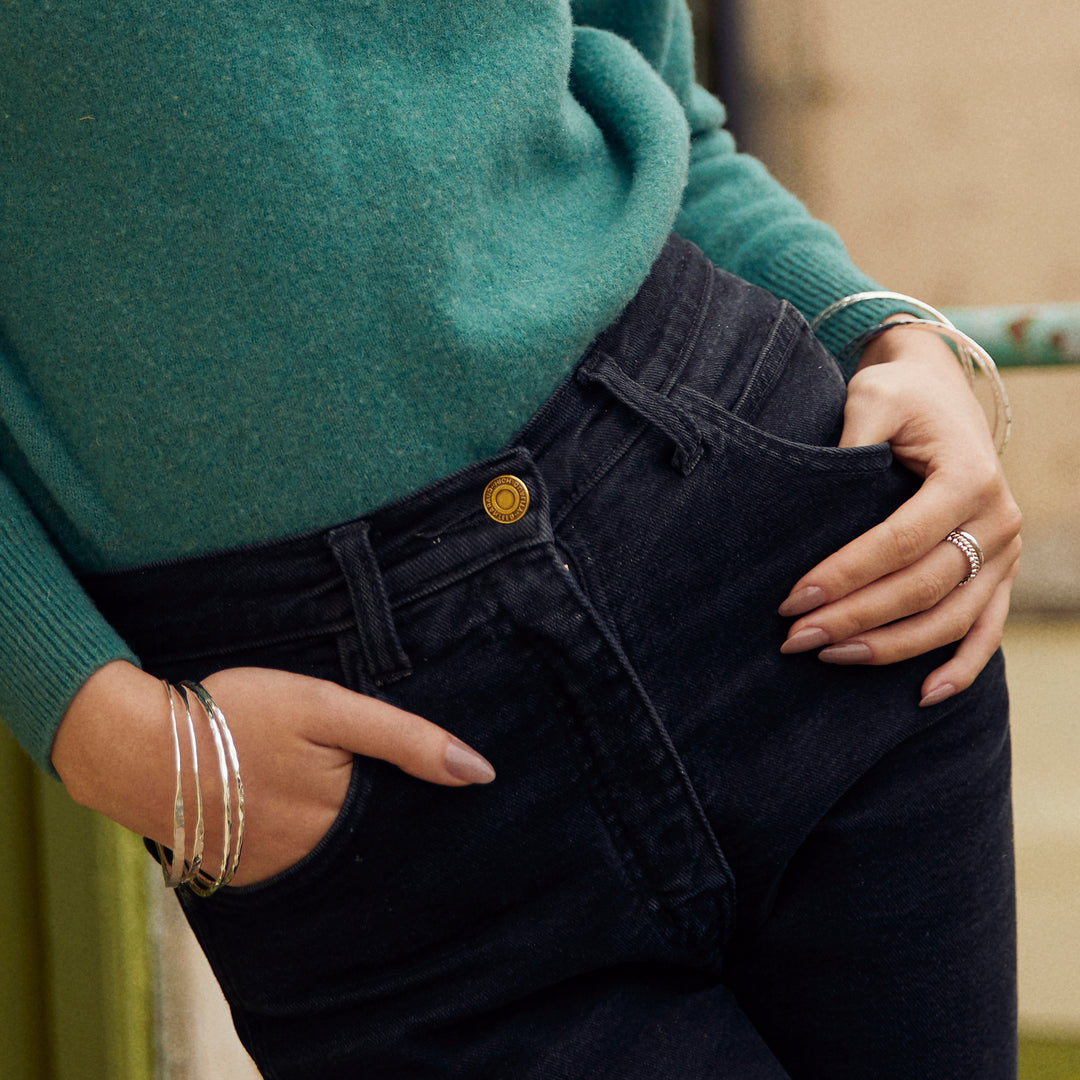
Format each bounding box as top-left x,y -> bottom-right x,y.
811,291 -> 1012,454
156,681 -> 205,888
182,681 -> 245,895
155,680 -> 187,888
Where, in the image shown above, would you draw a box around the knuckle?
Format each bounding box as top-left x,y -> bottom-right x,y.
970,461 -> 1003,499
383,708 -> 422,751
1006,545 -> 1022,578
943,610 -> 975,644
959,448 -> 1006,490
910,570 -> 946,613
310,677 -> 339,714
939,665 -> 978,694
310,680 -> 351,734
975,623 -> 1006,652
865,636 -> 910,667
888,521 -> 927,567
828,616 -> 866,644
1001,499 -> 1023,539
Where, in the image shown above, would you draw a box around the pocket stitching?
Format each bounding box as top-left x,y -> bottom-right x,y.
205,756 -> 372,907
676,384 -> 895,474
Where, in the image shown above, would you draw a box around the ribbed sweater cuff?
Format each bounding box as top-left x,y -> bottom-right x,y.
0,518 -> 138,778
769,246 -> 928,376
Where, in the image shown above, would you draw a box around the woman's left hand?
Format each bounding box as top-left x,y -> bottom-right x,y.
778,319 -> 1022,706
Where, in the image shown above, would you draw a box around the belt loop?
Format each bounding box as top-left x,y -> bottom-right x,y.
577,352 -> 705,476
327,521 -> 412,684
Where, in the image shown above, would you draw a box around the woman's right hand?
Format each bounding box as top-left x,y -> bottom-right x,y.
51,661 -> 495,888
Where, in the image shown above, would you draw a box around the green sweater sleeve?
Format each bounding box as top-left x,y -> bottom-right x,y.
0,463 -> 137,774
572,0 -> 907,363
675,84 -> 899,363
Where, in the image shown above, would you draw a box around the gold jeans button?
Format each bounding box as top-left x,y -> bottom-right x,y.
482,474 -> 530,524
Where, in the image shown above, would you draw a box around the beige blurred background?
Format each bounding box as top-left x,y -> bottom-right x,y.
159,4 -> 1080,1074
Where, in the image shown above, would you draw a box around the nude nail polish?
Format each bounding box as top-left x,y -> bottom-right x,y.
818,643 -> 872,664
444,739 -> 496,784
780,627 -> 831,654
779,586 -> 826,618
919,684 -> 956,708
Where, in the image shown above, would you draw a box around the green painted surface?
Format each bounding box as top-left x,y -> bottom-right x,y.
1020,1036 -> 1080,1079
0,727 -> 153,1079
949,304 -> 1080,368
0,732 -> 48,1080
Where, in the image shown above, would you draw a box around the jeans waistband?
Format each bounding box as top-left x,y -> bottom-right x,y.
80,235 -> 784,671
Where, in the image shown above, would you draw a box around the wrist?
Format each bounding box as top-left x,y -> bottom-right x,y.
855,316 -> 961,373
52,660 -> 175,840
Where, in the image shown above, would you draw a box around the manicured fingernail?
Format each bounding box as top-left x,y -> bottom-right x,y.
919,684 -> 956,708
779,586 -> 826,618
780,627 -> 831,654
444,739 -> 496,784
818,643 -> 872,664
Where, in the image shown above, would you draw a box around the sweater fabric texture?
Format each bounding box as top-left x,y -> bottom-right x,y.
2,0 -> 897,771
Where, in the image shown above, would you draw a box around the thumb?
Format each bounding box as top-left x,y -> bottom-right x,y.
837,387 -> 899,450
311,679 -> 496,787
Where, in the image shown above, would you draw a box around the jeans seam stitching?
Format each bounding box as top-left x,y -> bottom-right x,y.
729,299 -> 803,422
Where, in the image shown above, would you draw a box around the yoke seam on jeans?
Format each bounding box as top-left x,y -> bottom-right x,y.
549,417 -> 650,532
657,252 -> 715,396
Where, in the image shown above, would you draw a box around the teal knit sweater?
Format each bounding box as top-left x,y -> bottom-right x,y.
1,0 -> 893,771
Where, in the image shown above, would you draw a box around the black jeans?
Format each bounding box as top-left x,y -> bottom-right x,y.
84,237 -> 1016,1079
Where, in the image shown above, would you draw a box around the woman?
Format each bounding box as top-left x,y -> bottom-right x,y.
2,1 -> 1020,1076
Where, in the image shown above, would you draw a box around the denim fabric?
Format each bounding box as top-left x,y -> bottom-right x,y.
83,237 -> 1016,1080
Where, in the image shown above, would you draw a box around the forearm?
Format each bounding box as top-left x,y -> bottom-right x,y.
51,660 -> 172,834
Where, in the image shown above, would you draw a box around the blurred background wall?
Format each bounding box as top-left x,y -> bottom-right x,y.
687,0 -> 1080,1046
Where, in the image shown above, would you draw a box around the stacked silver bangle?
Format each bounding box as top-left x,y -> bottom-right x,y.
811,290 -> 1012,455
157,679 -> 245,895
